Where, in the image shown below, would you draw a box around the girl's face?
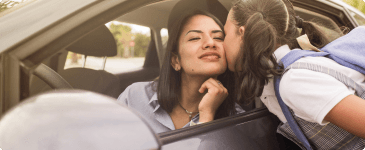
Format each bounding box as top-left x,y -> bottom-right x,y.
223,10 -> 243,72
172,15 -> 226,78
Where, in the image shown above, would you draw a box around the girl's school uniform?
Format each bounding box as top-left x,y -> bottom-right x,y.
261,45 -> 365,149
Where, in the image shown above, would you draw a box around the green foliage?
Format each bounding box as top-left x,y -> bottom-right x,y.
343,0 -> 365,14
343,0 -> 365,25
134,33 -> 151,57
108,22 -> 151,57
108,23 -> 132,57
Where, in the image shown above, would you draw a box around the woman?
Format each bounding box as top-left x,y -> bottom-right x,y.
118,10 -> 239,133
223,0 -> 365,149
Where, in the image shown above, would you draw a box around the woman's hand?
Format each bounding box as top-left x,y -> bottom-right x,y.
198,78 -> 228,123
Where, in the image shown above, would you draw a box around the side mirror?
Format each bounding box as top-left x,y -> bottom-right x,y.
0,90 -> 160,150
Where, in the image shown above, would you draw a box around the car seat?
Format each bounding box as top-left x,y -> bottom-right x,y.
30,25 -> 121,98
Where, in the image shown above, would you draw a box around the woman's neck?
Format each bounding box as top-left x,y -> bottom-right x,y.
178,73 -> 216,112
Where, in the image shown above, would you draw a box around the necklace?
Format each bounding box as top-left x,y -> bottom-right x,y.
178,102 -> 199,120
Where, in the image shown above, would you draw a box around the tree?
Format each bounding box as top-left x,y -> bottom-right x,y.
343,0 -> 365,25
108,23 -> 132,57
133,33 -> 150,57
343,0 -> 365,14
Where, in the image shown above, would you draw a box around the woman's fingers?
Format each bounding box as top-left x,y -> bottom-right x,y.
198,78 -> 228,122
199,78 -> 226,94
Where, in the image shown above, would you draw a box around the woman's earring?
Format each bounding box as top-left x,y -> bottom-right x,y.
175,67 -> 180,71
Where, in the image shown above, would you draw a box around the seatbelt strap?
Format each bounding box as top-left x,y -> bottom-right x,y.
274,75 -> 313,150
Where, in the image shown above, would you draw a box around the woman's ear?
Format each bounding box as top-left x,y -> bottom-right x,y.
171,54 -> 181,71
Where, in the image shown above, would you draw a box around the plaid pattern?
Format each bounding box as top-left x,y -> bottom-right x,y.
277,62 -> 365,150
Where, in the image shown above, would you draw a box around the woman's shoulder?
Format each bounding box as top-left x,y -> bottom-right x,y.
127,81 -> 155,90
117,81 -> 157,103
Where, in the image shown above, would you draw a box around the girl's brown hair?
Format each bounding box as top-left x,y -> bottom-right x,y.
231,0 -> 337,105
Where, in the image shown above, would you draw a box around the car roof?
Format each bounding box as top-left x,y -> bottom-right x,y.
0,0 -> 100,54
0,0 -> 363,67
113,0 -> 233,29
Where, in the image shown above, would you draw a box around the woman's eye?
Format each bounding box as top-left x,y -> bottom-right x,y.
214,37 -> 224,41
188,38 -> 200,41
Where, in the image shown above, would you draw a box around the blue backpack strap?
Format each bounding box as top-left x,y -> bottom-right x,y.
274,49 -> 325,150
321,26 -> 365,75
280,49 -> 329,68
274,75 -> 313,150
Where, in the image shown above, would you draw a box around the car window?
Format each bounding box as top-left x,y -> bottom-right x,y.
349,10 -> 365,26
64,22 -> 151,74
161,28 -> 168,44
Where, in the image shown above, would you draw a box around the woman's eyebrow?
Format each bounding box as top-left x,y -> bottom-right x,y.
185,30 -> 203,36
212,30 -> 223,34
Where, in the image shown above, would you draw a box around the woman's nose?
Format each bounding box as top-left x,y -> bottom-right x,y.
203,37 -> 216,49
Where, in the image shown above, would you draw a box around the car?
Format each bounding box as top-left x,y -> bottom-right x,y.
0,0 -> 364,149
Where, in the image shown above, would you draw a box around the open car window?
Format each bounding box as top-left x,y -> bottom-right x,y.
64,22 -> 151,74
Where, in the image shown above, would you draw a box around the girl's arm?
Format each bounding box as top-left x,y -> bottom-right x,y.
324,95 -> 365,138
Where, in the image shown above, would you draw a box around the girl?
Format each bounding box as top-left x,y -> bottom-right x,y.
223,0 -> 365,149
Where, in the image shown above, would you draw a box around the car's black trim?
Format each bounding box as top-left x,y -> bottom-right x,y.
158,107 -> 272,145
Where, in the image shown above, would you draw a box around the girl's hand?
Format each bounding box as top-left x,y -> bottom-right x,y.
198,78 -> 228,123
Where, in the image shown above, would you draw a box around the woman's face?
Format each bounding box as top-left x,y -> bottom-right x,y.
173,15 -> 226,77
223,10 -> 242,72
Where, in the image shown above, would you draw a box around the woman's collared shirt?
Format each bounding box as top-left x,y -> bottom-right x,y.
117,81 -> 200,134
117,81 -> 244,134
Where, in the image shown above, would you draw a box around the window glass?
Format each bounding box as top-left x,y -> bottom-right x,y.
161,28 -> 168,44
64,21 -> 151,74
350,10 -> 365,26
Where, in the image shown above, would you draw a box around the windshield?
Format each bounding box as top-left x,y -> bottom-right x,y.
0,0 -> 37,18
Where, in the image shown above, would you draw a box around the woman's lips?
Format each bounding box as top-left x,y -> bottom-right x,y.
199,52 -> 220,61
200,55 -> 219,61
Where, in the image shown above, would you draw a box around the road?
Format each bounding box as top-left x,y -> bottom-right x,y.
65,57 -> 145,74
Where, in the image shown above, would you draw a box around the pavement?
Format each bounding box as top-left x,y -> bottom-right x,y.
65,57 -> 145,74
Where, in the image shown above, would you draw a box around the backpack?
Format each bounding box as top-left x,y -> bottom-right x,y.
274,26 -> 365,150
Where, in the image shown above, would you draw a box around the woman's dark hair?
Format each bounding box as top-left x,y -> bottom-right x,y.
231,0 -> 339,105
155,10 -> 236,119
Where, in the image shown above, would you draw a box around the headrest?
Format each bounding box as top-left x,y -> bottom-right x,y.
167,0 -> 228,31
66,25 -> 117,57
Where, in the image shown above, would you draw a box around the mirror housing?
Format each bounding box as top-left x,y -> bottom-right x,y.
0,90 -> 160,150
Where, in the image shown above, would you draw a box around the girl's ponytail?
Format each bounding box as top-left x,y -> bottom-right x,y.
295,16 -> 330,48
235,12 -> 281,105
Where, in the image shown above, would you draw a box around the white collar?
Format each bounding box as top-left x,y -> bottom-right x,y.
273,45 -> 291,63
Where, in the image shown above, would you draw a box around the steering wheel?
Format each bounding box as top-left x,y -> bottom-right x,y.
33,63 -> 73,89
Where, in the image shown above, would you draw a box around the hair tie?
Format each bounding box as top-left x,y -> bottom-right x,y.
295,16 -> 304,28
258,11 -> 267,19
